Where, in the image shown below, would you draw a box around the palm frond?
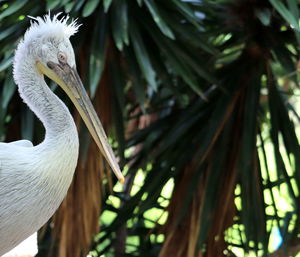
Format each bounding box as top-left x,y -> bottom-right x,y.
0,0 -> 300,257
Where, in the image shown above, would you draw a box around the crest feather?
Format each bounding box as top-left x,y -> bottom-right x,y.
24,13 -> 80,41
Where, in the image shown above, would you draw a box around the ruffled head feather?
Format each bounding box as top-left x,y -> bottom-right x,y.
24,13 -> 80,42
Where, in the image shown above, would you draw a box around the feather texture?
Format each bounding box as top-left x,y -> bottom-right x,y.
0,14 -> 80,255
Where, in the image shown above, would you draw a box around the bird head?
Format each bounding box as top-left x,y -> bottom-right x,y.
14,13 -> 125,184
15,13 -> 78,71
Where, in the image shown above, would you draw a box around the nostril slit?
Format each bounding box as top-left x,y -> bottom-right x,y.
47,62 -> 55,69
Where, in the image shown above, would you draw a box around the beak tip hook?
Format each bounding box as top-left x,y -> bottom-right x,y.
119,176 -> 125,184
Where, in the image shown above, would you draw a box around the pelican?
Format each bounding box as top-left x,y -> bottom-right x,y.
0,14 -> 124,255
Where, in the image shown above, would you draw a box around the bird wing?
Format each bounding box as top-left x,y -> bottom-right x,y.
6,140 -> 33,147
0,142 -> 36,255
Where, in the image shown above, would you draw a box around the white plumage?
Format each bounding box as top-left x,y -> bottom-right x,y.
0,14 -> 124,255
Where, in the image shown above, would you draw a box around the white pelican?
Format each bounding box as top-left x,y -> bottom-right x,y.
0,14 -> 124,255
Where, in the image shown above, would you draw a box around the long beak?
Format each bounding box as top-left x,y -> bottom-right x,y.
36,60 -> 125,184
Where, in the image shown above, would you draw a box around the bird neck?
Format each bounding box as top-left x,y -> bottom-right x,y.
16,62 -> 77,141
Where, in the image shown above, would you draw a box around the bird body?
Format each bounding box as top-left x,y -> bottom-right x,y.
0,14 -> 124,255
0,16 -> 79,253
0,129 -> 78,254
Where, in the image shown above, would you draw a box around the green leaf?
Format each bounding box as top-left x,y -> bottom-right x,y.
287,0 -> 299,20
255,8 -> 271,26
125,48 -> 146,110
1,71 -> 16,110
268,85 -> 300,192
46,0 -> 61,10
103,0 -> 112,13
166,40 -> 215,83
73,0 -> 86,12
111,0 -> 128,47
0,23 -> 19,41
238,71 -> 266,244
258,129 -> 283,238
0,56 -> 13,72
144,0 -> 175,39
82,0 -> 100,17
130,22 -> 157,91
65,1 -> 76,13
273,46 -> 297,82
151,34 -> 206,97
156,6 -> 217,55
108,55 -> 125,162
0,0 -> 28,20
269,0 -> 300,31
268,85 -> 298,202
287,0 -> 300,44
120,0 -> 129,46
89,11 -> 107,98
171,0 -> 201,29
111,0 -> 128,50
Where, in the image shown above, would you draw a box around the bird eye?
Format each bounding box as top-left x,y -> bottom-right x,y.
57,52 -> 67,63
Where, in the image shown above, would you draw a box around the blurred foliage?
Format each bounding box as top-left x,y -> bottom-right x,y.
0,0 -> 300,256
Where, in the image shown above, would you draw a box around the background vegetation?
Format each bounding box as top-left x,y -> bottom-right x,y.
0,0 -> 300,256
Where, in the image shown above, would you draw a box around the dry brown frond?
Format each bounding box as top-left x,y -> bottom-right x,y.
158,162 -> 207,257
159,89 -> 247,257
